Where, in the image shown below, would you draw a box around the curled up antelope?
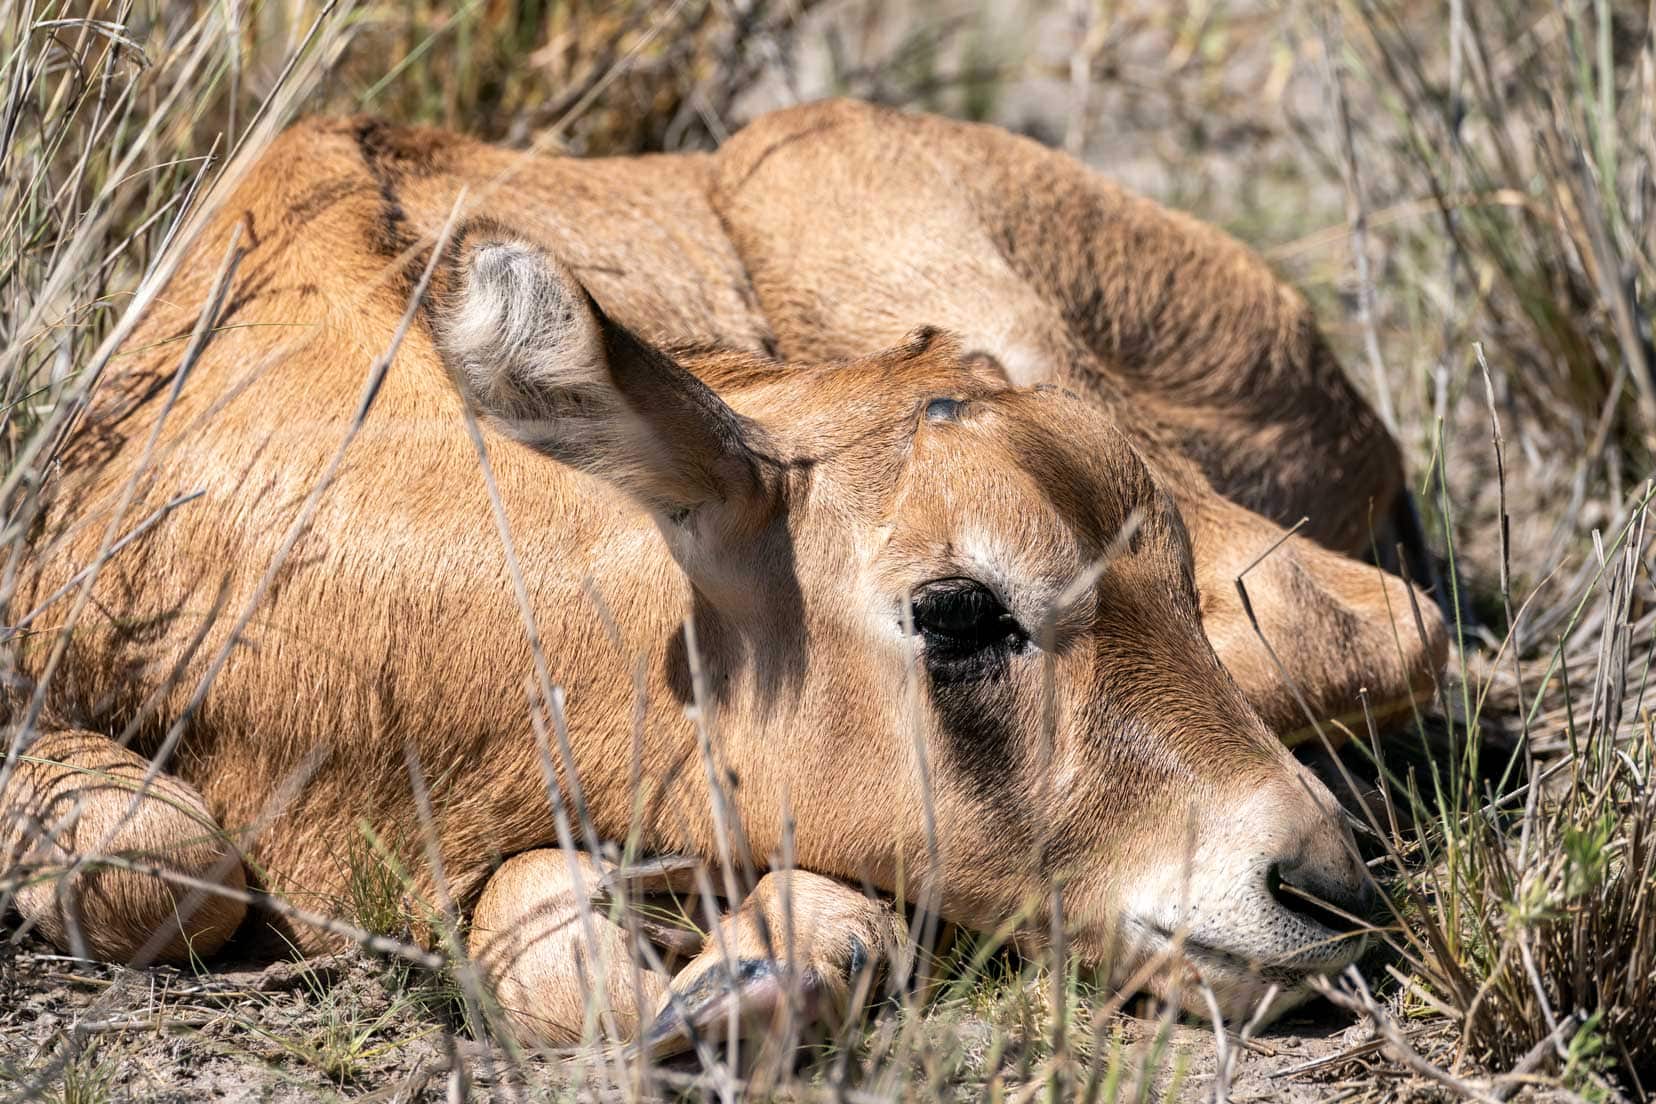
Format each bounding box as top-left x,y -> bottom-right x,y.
3,98 -> 1446,1056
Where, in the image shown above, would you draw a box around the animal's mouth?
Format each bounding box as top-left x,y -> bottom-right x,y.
1131,912 -> 1367,988
1151,925 -> 1362,984
1108,913 -> 1367,1024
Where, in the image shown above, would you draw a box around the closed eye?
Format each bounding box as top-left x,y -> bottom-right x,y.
906,578 -> 1028,682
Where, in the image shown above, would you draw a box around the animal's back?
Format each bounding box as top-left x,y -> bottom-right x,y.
16,118 -> 741,919
710,98 -> 1400,552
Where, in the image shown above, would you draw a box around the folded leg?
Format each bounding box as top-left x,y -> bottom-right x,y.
642,867 -> 907,1058
0,729 -> 247,962
469,850 -> 905,1057
469,849 -> 673,1047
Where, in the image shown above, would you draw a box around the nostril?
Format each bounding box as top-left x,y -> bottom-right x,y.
1265,862 -> 1373,935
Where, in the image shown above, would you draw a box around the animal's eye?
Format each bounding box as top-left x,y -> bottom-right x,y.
907,579 -> 1027,676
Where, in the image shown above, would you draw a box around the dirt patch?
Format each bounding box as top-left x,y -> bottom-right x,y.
1,940 -> 454,1102
0,934 -> 1476,1102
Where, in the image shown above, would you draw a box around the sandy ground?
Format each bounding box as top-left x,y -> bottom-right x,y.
0,942 -> 1389,1102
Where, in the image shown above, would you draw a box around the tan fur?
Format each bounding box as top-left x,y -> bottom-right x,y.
471,850 -> 666,1047
710,99 -> 1398,551
8,106 -> 1445,1039
0,731 -> 246,961
707,99 -> 1445,736
471,851 -> 902,1054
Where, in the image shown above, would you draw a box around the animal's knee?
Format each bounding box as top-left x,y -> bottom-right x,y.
740,869 -> 907,1002
471,849 -> 665,1046
1,730 -> 246,963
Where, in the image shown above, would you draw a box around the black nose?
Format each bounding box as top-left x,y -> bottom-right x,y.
1266,861 -> 1376,934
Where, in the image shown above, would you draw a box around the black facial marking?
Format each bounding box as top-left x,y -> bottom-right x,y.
906,579 -> 1030,813
931,677 -> 1023,812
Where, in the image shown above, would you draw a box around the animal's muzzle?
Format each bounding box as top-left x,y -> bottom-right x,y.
1266,854 -> 1376,936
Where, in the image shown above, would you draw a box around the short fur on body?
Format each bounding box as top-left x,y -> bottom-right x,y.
5,103 -> 1445,1045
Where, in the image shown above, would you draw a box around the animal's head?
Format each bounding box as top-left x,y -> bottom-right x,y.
436,224 -> 1416,1020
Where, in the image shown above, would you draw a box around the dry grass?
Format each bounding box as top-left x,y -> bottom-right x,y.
3,0 -> 1656,1101
1310,3 -> 1656,1096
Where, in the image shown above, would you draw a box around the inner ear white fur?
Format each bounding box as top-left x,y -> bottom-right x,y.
436,230 -> 766,524
444,240 -> 606,422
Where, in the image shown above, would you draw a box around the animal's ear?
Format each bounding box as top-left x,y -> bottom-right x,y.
1186,496 -> 1449,747
437,223 -> 772,523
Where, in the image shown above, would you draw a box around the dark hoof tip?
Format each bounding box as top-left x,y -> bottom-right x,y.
644,1000 -> 687,1048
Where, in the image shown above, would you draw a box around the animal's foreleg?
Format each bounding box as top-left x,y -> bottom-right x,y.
640,868 -> 906,1060
469,853 -> 905,1059
0,729 -> 248,963
469,848 -> 674,1047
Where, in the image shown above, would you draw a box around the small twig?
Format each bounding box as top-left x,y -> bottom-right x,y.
1268,1038 -> 1385,1079
1490,1014 -> 1577,1102
1314,968 -> 1503,1104
1198,979 -> 1232,1104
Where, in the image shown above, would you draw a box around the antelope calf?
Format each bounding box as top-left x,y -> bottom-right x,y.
4,101 -> 1444,1052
